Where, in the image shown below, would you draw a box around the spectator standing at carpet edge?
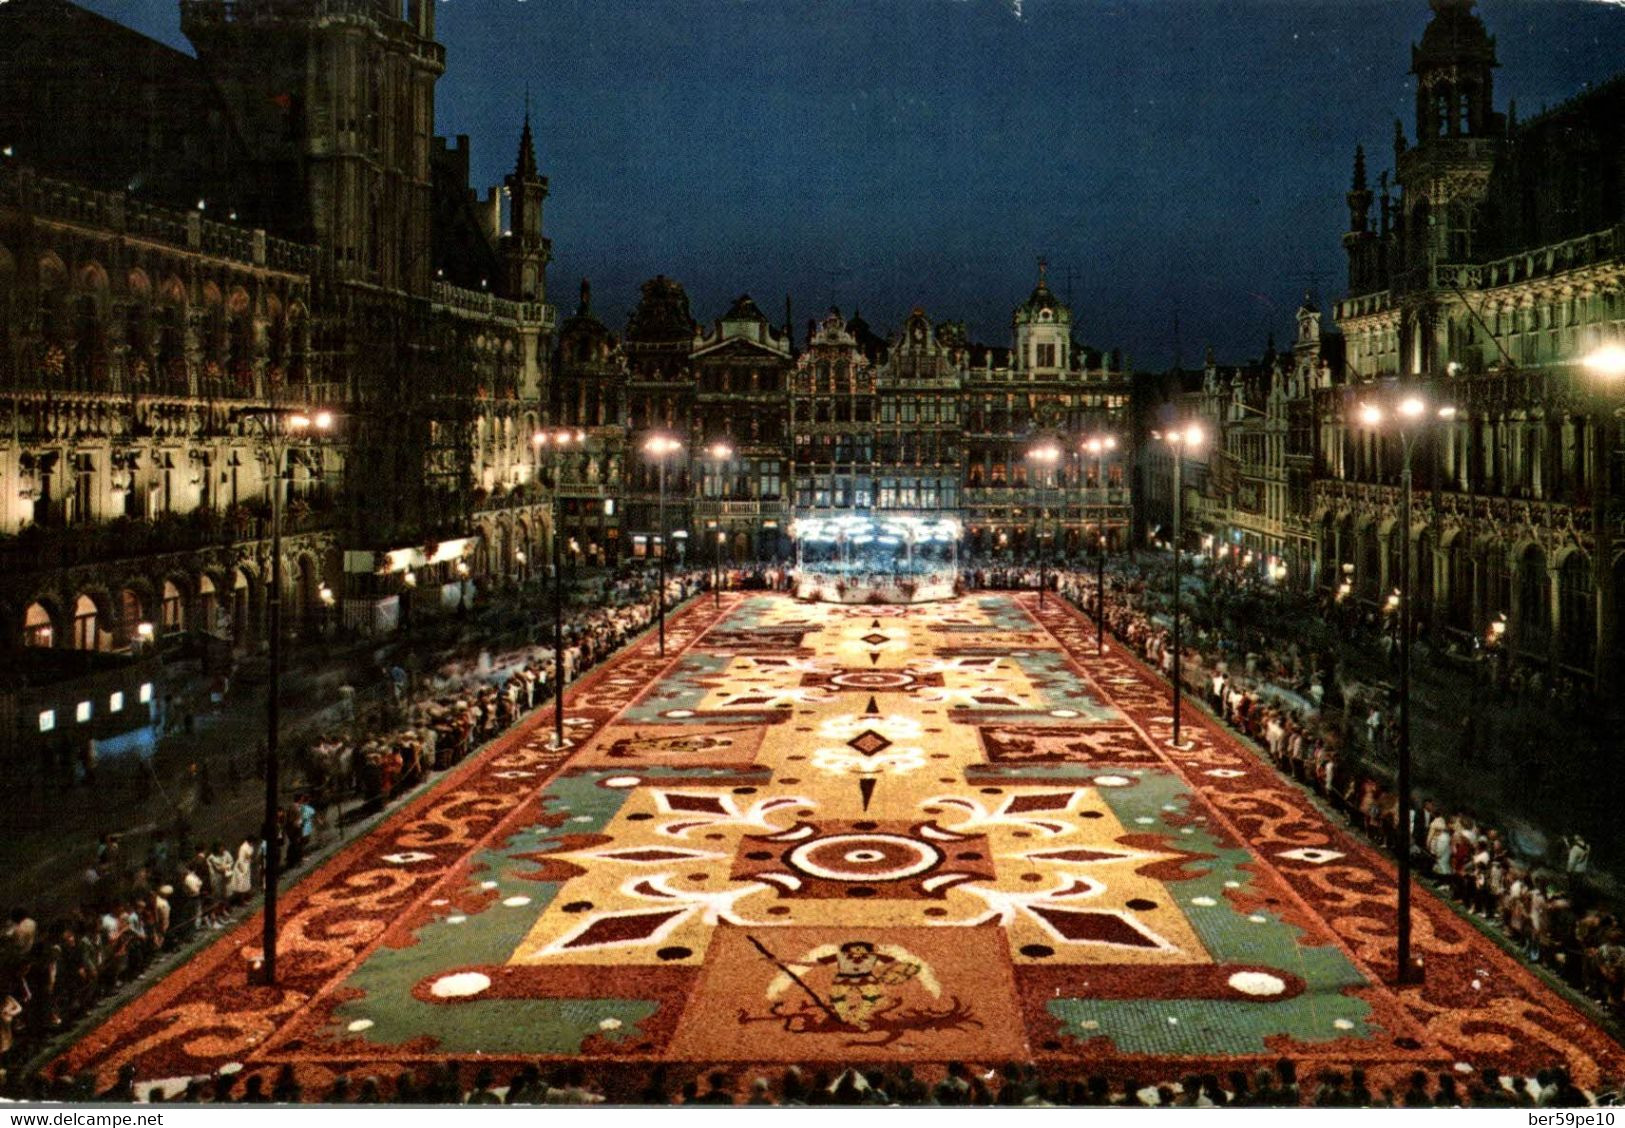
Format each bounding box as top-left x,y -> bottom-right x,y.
1568,836 -> 1591,877
228,838 -> 253,905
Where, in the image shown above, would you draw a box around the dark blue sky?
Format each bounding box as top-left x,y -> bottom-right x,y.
83,0 -> 1625,366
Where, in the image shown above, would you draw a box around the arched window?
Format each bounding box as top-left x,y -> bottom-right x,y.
119,588 -> 144,645
22,602 -> 53,648
1558,553 -> 1594,667
1414,531 -> 1434,614
197,575 -> 218,635
1517,545 -> 1550,653
161,581 -> 185,634
72,594 -> 99,651
1446,540 -> 1472,631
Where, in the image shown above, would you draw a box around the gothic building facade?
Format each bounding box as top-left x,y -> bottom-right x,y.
1319,0 -> 1625,687
0,0 -> 557,747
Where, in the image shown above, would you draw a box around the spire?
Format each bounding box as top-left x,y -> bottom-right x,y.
578,276 -> 591,316
515,109 -> 538,181
1346,145 -> 1373,234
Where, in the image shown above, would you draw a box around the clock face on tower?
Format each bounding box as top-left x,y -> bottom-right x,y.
912,324 -> 925,343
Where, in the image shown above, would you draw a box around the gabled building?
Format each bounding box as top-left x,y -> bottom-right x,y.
690,295 -> 792,562
550,279 -> 627,567
623,275 -> 696,564
790,309 -> 878,527
961,265 -> 1135,556
875,308 -> 965,521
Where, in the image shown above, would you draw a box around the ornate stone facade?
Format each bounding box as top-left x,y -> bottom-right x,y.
1321,0 -> 1625,684
0,0 -> 557,669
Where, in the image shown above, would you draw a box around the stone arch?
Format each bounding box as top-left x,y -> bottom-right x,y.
1555,548 -> 1594,668
226,566 -> 254,645
494,516 -> 514,577
293,551 -> 322,627
157,276 -> 189,392
1413,525 -> 1436,617
199,282 -> 226,390
126,267 -> 152,301
1356,520 -> 1381,599
37,253 -> 70,377
159,576 -> 189,635
1318,510 -> 1338,587
1440,529 -> 1472,632
37,251 -> 68,290
75,260 -> 111,314
226,285 -> 253,390
1515,542 -> 1550,654
115,583 -> 150,647
69,591 -> 113,651
514,517 -> 532,569
196,571 -> 223,636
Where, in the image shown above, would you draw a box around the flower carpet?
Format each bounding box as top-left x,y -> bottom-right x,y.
59,593 -> 1624,1097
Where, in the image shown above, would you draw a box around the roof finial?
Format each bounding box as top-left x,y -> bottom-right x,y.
515,103 -> 538,180
1037,256 -> 1048,284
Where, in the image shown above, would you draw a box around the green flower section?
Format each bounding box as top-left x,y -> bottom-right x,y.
973,596 -> 1040,630
618,652 -> 734,722
1003,649 -> 1117,722
1046,769 -> 1375,1054
325,771 -> 662,1055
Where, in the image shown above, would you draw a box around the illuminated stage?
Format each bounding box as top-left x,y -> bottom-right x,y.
791,514 -> 960,603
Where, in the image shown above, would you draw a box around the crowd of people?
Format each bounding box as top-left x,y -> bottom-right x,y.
963,555 -> 1625,1026
0,566 -> 714,1079
30,1056 -> 1614,1108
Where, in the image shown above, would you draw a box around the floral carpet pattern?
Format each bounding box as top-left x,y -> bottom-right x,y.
60,594 -> 1624,1095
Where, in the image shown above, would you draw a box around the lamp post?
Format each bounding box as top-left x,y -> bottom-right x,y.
533,428 -> 585,750
705,442 -> 733,608
240,404 -> 331,986
1162,424 -> 1204,749
1026,442 -> 1060,606
643,434 -> 682,655
1084,435 -> 1119,654
715,529 -> 726,607
1357,394 -> 1455,984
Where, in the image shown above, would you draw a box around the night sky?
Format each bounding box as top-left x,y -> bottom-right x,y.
80,0 -> 1625,366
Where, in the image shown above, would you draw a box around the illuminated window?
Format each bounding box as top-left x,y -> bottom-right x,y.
139,682 -> 153,704
76,700 -> 92,723
109,692 -> 124,714
22,602 -> 52,649
38,710 -> 55,733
